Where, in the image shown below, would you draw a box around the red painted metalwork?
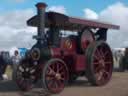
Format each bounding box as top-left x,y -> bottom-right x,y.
81,29 -> 95,50
15,2 -> 120,94
86,41 -> 113,86
42,59 -> 69,93
61,38 -> 76,52
50,48 -> 61,58
93,44 -> 113,85
74,55 -> 86,71
69,17 -> 119,29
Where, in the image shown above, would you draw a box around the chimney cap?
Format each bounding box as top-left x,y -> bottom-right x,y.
36,2 -> 47,9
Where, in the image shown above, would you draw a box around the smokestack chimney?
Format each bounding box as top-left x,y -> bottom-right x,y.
36,2 -> 47,43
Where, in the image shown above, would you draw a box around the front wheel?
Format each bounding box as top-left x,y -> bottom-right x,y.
42,59 -> 69,94
15,59 -> 37,91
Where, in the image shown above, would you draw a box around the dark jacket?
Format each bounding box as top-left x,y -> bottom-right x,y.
0,55 -> 7,74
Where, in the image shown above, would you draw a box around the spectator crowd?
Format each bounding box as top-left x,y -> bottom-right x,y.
0,50 -> 21,80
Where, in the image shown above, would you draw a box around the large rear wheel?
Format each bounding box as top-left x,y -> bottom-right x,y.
86,41 -> 113,86
42,59 -> 69,94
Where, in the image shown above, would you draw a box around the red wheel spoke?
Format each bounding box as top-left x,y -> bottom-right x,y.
93,55 -> 100,61
48,80 -> 54,88
99,69 -> 105,80
104,71 -> 109,77
94,51 -> 101,60
100,75 -> 105,82
104,51 -> 109,56
60,77 -> 65,81
58,65 -> 65,72
95,65 -> 101,73
96,49 -> 102,60
43,59 -> 68,93
94,49 -> 103,61
46,75 -> 54,80
54,81 -> 58,89
60,71 -> 65,75
46,73 -> 53,77
101,69 -> 109,80
95,72 -> 102,81
51,64 -> 55,72
57,80 -> 64,88
99,48 -> 105,59
57,62 -> 60,73
95,68 -> 109,81
48,66 -> 56,75
53,80 -> 62,89
101,70 -> 109,81
56,80 -> 61,88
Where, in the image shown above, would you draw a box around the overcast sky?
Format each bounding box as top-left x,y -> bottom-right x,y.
0,0 -> 128,50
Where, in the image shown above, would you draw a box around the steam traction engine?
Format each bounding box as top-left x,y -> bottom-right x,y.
15,2 -> 120,94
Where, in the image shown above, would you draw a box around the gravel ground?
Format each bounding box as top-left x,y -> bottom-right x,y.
0,72 -> 128,96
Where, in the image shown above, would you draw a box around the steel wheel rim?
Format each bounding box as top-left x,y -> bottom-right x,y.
16,63 -> 36,90
44,60 -> 68,93
93,43 -> 113,85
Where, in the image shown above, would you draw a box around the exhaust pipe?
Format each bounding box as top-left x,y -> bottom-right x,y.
36,2 -> 47,44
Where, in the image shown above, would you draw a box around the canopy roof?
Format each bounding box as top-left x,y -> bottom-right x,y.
27,12 -> 120,31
